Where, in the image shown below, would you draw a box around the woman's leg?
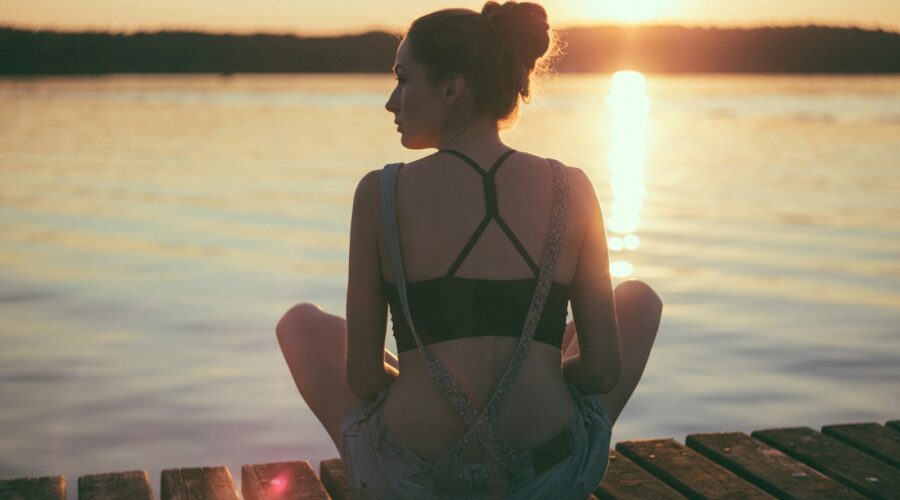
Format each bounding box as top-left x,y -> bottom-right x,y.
276,302 -> 398,448
564,280 -> 663,426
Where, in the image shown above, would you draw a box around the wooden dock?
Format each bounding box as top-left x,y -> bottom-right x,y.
2,419 -> 898,499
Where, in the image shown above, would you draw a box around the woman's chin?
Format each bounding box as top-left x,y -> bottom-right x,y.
399,135 -> 431,150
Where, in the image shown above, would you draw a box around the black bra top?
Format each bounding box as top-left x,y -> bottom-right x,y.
382,149 -> 570,353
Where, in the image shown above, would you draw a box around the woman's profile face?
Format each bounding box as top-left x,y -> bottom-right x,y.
385,39 -> 448,149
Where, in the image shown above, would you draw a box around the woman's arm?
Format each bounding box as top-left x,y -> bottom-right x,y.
346,170 -> 398,401
564,168 -> 622,394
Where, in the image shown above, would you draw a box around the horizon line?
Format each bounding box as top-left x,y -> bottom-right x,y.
2,21 -> 899,37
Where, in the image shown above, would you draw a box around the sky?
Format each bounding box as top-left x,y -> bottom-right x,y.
1,0 -> 898,35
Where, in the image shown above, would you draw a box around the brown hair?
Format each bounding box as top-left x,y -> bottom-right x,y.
405,1 -> 559,124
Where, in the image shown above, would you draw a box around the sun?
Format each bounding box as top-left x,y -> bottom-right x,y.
580,0 -> 677,24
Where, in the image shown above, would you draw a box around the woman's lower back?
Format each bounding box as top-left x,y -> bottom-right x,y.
382,337 -> 577,462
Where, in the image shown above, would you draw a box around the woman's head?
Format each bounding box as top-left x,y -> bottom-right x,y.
385,2 -> 557,148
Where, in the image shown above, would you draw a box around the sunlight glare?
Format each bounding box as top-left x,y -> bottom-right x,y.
610,260 -> 634,278
605,70 -> 650,278
623,234 -> 640,250
608,236 -> 624,251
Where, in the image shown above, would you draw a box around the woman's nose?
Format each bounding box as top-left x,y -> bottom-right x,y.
385,88 -> 399,113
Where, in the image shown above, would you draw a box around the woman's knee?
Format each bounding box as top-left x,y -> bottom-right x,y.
615,280 -> 662,310
614,280 -> 663,330
276,302 -> 325,343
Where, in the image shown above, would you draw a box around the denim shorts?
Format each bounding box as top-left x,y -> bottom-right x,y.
339,380 -> 613,499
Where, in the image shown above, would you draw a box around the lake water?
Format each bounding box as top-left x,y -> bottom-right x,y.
1,73 -> 898,495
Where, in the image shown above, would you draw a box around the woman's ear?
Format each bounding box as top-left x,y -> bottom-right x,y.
442,74 -> 466,107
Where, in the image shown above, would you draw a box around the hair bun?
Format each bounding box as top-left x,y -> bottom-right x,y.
406,3 -> 558,123
481,1 -> 551,67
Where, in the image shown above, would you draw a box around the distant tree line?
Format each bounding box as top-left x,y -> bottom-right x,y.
558,25 -> 900,73
0,25 -> 898,75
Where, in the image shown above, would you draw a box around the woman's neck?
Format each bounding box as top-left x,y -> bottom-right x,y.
436,115 -> 507,159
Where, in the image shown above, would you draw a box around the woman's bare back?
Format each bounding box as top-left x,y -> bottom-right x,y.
378,149 -> 590,461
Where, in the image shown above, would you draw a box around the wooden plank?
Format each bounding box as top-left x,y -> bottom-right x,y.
319,459 -> 351,500
160,466 -> 239,500
687,431 -> 864,499
78,470 -> 152,500
887,420 -> 900,433
595,449 -> 684,499
752,426 -> 900,499
822,422 -> 900,468
242,460 -> 329,500
0,476 -> 66,500
616,438 -> 772,499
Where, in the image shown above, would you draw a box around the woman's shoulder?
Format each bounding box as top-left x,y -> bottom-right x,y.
351,168 -> 388,227
489,151 -> 597,217
520,154 -> 595,206
561,162 -> 597,202
354,169 -> 382,201
507,151 -> 592,184
352,158 -> 409,202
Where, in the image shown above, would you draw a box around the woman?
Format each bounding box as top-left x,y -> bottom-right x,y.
276,2 -> 663,497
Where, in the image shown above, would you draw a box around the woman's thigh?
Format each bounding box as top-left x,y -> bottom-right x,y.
275,303 -> 362,448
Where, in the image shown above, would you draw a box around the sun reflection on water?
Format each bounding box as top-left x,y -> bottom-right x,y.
606,70 -> 650,278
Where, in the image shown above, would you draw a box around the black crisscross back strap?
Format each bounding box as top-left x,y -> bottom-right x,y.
440,149 -> 540,278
